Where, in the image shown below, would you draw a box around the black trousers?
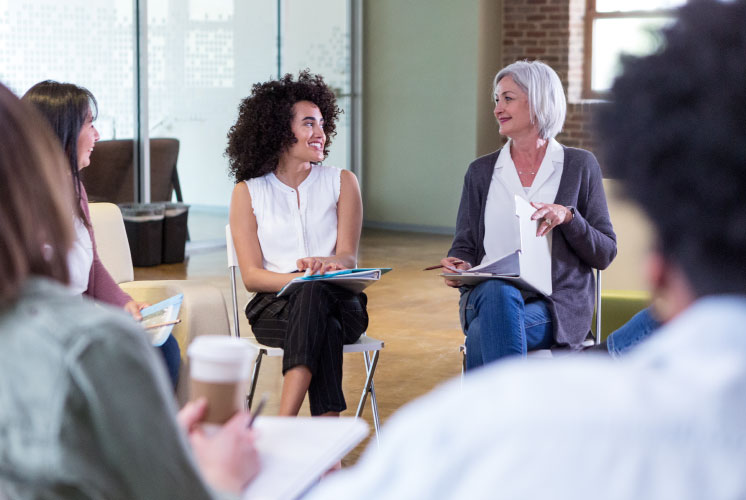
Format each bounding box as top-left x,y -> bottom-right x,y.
246,281 -> 368,415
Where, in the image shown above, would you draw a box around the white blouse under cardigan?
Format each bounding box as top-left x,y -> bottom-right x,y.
482,138 -> 564,265
245,165 -> 342,273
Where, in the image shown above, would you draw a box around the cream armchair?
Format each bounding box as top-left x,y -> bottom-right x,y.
88,202 -> 230,405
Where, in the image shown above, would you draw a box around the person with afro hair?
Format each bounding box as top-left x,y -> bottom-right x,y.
227,71 -> 368,418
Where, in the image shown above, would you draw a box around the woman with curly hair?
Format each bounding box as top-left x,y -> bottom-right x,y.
227,71 -> 367,417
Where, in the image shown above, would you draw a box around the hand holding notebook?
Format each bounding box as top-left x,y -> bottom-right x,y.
277,268 -> 392,297
138,294 -> 183,346
441,196 -> 552,296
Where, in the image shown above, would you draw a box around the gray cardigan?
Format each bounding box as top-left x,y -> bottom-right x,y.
448,146 -> 617,349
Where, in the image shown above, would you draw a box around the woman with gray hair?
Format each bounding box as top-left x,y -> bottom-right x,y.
441,60 -> 617,369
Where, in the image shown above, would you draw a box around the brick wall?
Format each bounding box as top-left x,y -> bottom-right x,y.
501,0 -> 600,156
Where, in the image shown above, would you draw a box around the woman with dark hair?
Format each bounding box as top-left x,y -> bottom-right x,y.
442,60 -> 617,369
22,81 -> 181,389
0,81 -> 258,498
228,71 -> 367,417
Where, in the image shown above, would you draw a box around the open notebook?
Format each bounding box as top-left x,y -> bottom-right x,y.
242,416 -> 368,500
138,294 -> 183,346
442,195 -> 553,296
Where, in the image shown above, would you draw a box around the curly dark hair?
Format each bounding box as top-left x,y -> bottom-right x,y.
596,0 -> 746,296
226,70 -> 341,182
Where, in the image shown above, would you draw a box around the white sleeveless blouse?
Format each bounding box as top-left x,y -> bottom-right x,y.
245,165 -> 341,273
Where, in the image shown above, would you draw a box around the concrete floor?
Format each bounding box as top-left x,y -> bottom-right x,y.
135,228 -> 466,464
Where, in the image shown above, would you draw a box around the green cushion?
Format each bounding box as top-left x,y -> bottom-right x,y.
594,290 -> 651,341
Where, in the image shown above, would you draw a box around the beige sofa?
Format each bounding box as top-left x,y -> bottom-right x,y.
599,179 -> 653,339
88,202 -> 230,405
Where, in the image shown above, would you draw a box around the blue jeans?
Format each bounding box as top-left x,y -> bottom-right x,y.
158,334 -> 181,391
459,279 -> 553,370
606,307 -> 660,359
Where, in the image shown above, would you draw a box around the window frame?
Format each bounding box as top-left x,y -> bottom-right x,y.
583,0 -> 680,99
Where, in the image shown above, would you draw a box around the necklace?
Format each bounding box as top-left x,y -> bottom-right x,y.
511,139 -> 547,177
514,157 -> 540,177
516,166 -> 539,177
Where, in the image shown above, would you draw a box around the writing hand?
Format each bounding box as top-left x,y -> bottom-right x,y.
440,257 -> 471,288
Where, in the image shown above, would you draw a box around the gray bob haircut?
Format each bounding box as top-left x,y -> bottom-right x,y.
494,60 -> 566,140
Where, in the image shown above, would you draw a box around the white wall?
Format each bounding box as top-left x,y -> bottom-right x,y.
362,0 -> 484,232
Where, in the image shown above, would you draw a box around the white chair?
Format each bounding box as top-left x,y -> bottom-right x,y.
460,269 -> 602,378
225,225 -> 384,442
88,202 -> 231,405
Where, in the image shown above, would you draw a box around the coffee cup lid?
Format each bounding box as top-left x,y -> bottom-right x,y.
187,336 -> 255,363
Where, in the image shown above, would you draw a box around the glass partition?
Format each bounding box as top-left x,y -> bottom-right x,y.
0,0 -> 136,140
147,0 -> 278,241
0,0 -> 354,244
281,0 -> 351,171
148,0 -> 352,242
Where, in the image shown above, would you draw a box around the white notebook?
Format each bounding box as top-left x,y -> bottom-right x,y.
442,195 -> 553,296
242,416 -> 369,500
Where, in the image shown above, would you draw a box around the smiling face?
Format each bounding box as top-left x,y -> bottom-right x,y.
76,107 -> 99,169
493,76 -> 536,140
284,100 -> 326,164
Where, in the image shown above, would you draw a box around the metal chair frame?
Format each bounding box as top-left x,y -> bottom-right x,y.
226,225 -> 383,443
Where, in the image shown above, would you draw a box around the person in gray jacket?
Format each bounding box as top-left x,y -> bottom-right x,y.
0,82 -> 258,499
441,60 -> 616,369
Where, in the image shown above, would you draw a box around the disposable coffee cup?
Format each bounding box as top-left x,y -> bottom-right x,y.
187,336 -> 257,427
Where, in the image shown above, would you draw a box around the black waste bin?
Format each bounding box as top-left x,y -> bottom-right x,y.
162,202 -> 189,264
119,203 -> 165,267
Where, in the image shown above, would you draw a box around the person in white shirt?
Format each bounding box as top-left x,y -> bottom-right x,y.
227,71 -> 367,417
305,0 -> 746,498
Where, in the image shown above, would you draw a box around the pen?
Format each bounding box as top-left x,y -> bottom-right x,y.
423,260 -> 464,271
247,394 -> 268,428
143,319 -> 182,330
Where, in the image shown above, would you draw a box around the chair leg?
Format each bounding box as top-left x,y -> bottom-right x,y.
355,350 -> 381,446
246,349 -> 266,410
354,350 -> 378,417
595,268 -> 602,344
170,166 -> 189,240
366,353 -> 381,445
229,268 -> 241,339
